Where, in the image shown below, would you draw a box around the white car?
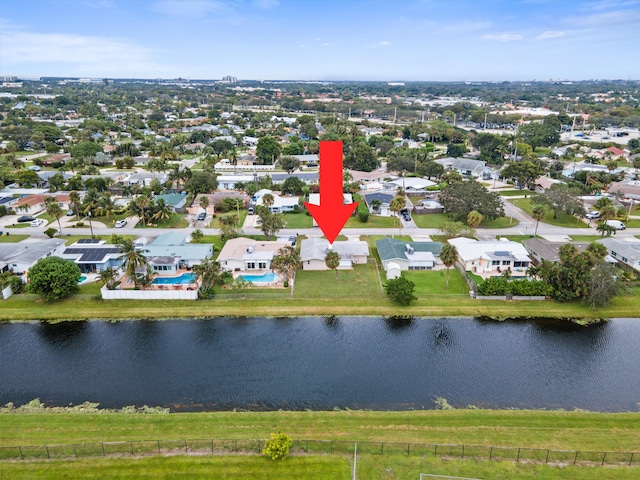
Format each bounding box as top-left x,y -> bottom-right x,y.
114,220 -> 127,228
585,211 -> 600,219
30,219 -> 45,227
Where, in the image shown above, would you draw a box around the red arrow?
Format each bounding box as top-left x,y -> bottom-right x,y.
304,141 -> 358,244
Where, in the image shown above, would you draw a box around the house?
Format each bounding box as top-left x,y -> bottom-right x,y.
523,238 -> 594,265
190,192 -> 248,215
154,193 -> 187,211
0,238 -> 66,276
142,232 -> 213,274
61,239 -> 123,273
363,192 -> 394,216
597,238 -> 640,272
300,237 -> 369,270
384,177 -> 437,193
217,237 -> 289,272
534,176 -> 565,194
376,238 -> 443,276
307,193 -> 353,227
290,154 -> 319,167
12,194 -> 48,215
123,172 -> 168,186
217,174 -> 255,190
608,181 -> 640,201
450,158 -> 493,179
254,189 -> 299,213
447,237 -> 531,276
346,169 -> 391,187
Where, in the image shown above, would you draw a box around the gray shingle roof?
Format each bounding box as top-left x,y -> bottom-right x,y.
376,238 -> 443,262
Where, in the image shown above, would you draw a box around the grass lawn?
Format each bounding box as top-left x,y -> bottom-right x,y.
626,219 -> 640,228
501,235 -> 537,243
498,189 -> 531,196
282,212 -> 313,229
412,213 -> 450,229
0,234 -> 29,242
480,217 -> 519,228
402,269 -> 469,296
293,262 -> 383,299
77,280 -> 103,296
0,456 -> 351,480
192,235 -> 225,253
4,223 -> 30,229
569,235 -> 601,242
143,213 -> 189,229
209,210 -> 248,229
510,198 -> 589,228
345,214 -> 396,228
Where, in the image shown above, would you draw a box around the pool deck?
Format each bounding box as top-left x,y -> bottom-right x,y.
232,270 -> 284,288
118,268 -> 200,291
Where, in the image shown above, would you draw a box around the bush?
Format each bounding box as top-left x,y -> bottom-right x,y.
384,276 -> 417,305
357,202 -> 369,223
27,256 -> 81,301
76,221 -> 84,227
262,431 -> 292,460
44,227 -> 57,238
283,280 -> 289,288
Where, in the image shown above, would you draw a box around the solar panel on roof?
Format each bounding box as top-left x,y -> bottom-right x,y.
494,251 -> 510,256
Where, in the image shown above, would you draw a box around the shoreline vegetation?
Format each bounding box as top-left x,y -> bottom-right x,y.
1,292 -> 638,323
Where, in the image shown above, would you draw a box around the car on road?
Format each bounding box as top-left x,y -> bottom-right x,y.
114,220 -> 127,228
197,212 -> 206,221
605,220 -> 626,230
17,215 -> 36,223
30,219 -> 45,227
585,211 -> 600,219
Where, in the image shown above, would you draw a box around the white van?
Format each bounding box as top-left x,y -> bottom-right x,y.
605,220 -> 626,230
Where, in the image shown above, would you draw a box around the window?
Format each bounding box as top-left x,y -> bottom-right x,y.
502,260 -> 510,266
492,260 -> 500,266
622,257 -> 628,262
258,262 -> 267,269
246,262 -> 255,270
514,261 -> 527,268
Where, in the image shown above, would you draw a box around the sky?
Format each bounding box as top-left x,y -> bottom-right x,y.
1,0 -> 639,81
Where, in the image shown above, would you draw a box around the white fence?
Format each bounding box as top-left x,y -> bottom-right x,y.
100,286 -> 198,300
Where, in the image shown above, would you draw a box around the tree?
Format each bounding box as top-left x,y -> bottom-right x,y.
28,256 -> 81,301
69,190 -> 81,219
446,143 -> 466,158
184,171 -> 218,196
531,183 -> 582,220
135,194 -> 151,227
257,207 -> 284,239
262,193 -> 275,210
440,222 -> 476,239
500,161 -> 545,190
118,238 -> 148,286
439,180 -> 504,222
256,136 -> 281,164
466,210 -> 483,228
344,141 -> 378,172
325,250 -> 340,283
152,198 -> 172,223
136,265 -> 156,290
82,188 -> 101,237
532,205 -> 547,236
99,267 -> 120,290
262,431 -> 292,461
271,245 -> 301,292
199,195 -> 210,212
586,262 -> 620,310
193,257 -> 221,299
385,276 -> 417,305
70,141 -> 102,159
518,122 -> 560,149
440,244 -> 458,291
390,195 -> 406,235
598,205 -> 617,222
596,222 -> 616,236
281,176 -> 306,196
45,197 -> 64,235
279,155 -> 300,174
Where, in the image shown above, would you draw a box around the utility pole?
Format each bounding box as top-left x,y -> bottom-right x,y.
393,107 -> 397,124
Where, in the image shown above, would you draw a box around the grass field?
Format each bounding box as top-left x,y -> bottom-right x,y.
209,210 -> 248,229
569,235 -> 601,242
345,214 -> 396,228
480,216 -> 519,228
412,213 -> 449,228
0,234 -> 29,243
293,262 -> 383,299
402,269 -> 469,296
282,212 -> 313,229
498,189 -> 531,196
144,213 -> 189,229
510,198 -> 589,228
626,219 -> 640,228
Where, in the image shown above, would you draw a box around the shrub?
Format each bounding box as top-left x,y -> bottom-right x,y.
384,276 -> 417,305
262,431 -> 292,460
357,203 -> 369,223
44,227 -> 57,238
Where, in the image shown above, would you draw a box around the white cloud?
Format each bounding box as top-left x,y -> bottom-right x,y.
483,33 -> 523,42
366,40 -> 392,48
535,30 -> 565,40
378,40 -> 392,47
0,27 -> 169,77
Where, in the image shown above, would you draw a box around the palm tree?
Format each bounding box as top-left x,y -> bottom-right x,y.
199,195 -> 210,214
440,244 -> 458,291
390,195 -> 406,235
82,188 -> 100,237
531,205 -> 547,237
466,210 -> 484,229
152,198 -> 172,223
118,239 -> 148,286
136,265 -> 156,290
325,250 -> 340,283
599,205 -> 617,222
69,190 -> 81,219
262,193 -> 275,211
135,194 -> 150,226
99,267 -> 120,290
45,197 -> 64,235
99,193 -> 116,219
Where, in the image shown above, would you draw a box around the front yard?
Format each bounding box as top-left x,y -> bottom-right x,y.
345,215 -> 396,228
510,198 -> 589,228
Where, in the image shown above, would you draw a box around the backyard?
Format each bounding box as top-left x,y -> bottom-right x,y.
402,269 -> 469,296
293,262 -> 383,299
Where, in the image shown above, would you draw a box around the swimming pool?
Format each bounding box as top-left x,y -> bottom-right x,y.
152,273 -> 197,285
239,272 -> 279,283
78,276 -> 87,283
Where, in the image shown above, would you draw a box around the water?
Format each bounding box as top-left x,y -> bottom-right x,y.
152,273 -> 196,285
240,272 -> 279,283
0,317 -> 639,412
78,276 -> 87,283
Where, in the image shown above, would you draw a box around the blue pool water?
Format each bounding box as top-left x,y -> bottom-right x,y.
78,276 -> 87,283
152,273 -> 196,285
240,272 -> 278,283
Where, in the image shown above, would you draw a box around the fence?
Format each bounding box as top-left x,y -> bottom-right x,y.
1,439 -> 638,467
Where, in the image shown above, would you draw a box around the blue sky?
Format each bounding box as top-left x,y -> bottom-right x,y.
1,0 -> 639,81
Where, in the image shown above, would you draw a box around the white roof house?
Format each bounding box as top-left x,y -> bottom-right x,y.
254,189 -> 299,213
217,237 -> 290,272
448,237 -> 531,276
0,239 -> 66,277
384,177 -> 437,193
597,238 -> 640,271
300,237 -> 369,270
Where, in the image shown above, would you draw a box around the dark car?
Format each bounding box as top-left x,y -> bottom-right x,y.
197,212 -> 206,221
17,216 -> 36,223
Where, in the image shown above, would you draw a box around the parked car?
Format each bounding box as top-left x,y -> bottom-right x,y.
30,219 -> 45,227
17,216 -> 36,223
197,212 -> 206,221
114,220 -> 127,228
66,209 -> 74,216
605,220 -> 626,230
586,211 -> 600,219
